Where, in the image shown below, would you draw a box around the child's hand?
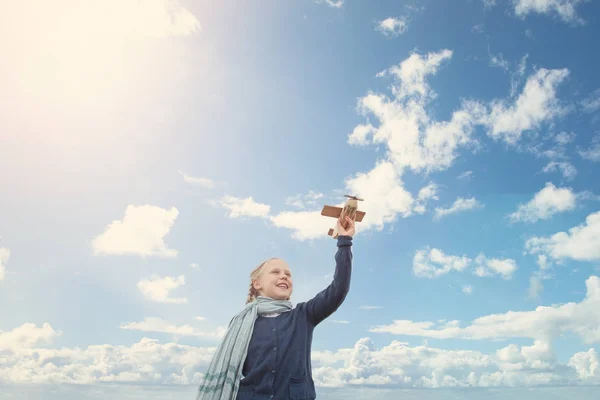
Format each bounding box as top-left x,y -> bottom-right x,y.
337,215 -> 355,237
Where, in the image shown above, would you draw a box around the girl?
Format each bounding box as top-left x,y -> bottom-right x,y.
196,215 -> 355,400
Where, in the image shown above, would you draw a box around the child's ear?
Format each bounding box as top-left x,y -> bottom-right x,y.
253,280 -> 261,290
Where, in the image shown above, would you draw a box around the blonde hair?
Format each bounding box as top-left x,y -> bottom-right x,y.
246,257 -> 287,304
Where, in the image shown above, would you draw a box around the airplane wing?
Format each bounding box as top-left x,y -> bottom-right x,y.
321,205 -> 365,222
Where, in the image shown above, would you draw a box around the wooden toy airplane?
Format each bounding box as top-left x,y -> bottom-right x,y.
321,195 -> 366,238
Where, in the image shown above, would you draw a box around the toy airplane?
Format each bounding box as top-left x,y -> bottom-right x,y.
321,195 -> 366,238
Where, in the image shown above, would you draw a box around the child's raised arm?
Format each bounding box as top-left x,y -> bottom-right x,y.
305,218 -> 354,326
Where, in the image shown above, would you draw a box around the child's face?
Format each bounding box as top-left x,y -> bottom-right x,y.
253,259 -> 293,300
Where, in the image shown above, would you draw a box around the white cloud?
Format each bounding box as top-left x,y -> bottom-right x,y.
483,0 -> 497,8
360,306 -> 384,310
0,323 -> 60,350
525,211 -> 600,262
554,131 -> 576,144
413,248 -> 517,279
1,323 -> 599,388
370,275 -> 600,344
462,285 -> 473,295
120,317 -> 225,340
582,89 -> 600,112
316,0 -> 344,8
569,348 -> 600,380
190,263 -> 199,269
490,52 -> 510,72
472,23 -> 485,34
331,320 -> 350,324
434,197 -> 483,220
473,253 -> 518,279
528,274 -> 545,299
178,170 -> 215,189
285,190 -> 324,209
377,17 -> 409,37
413,248 -> 472,278
347,123 -> 375,146
579,136 -> 600,162
373,49 -> 453,103
311,337 -> 600,388
414,182 -> 440,213
137,274 -> 188,304
91,205 -> 178,258
483,68 -> 570,144
508,183 -> 577,223
226,52 -> 570,241
343,161 -> 419,232
220,195 -> 270,218
458,170 -> 474,180
0,327 -> 215,385
542,161 -> 577,180
0,246 -> 9,281
270,210 -> 333,241
513,0 -> 587,24
580,146 -> 600,162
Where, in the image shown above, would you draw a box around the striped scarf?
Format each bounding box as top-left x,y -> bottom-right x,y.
195,296 -> 293,400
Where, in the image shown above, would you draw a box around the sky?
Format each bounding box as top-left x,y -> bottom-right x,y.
1,0 -> 600,399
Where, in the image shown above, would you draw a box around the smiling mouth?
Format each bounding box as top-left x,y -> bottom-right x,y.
277,283 -> 289,289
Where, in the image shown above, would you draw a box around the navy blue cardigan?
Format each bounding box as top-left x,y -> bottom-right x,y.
236,235 -> 353,400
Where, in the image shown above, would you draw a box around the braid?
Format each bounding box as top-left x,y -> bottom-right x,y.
246,282 -> 260,304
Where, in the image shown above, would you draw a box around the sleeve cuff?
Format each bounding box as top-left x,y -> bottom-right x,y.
337,235 -> 353,247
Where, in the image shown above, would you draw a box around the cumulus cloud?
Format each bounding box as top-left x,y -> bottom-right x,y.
120,317 -> 225,340
91,205 -> 178,258
482,68 -> 570,144
413,248 -> 471,278
223,51 -> 571,241
508,183 -> 577,223
270,210 -> 333,241
413,248 -> 517,279
219,196 -> 270,218
0,246 -> 9,281
377,17 -> 409,37
2,322 -> 599,388
311,337 -> 599,388
473,253 -> 518,279
371,275 -> 600,344
525,211 -> 600,262
542,161 -> 577,180
0,328 -> 215,385
513,0 -> 588,24
0,323 -> 60,350
137,275 -> 188,304
434,197 -> 484,220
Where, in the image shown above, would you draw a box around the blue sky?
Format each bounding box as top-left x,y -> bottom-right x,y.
1,0 -> 600,398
